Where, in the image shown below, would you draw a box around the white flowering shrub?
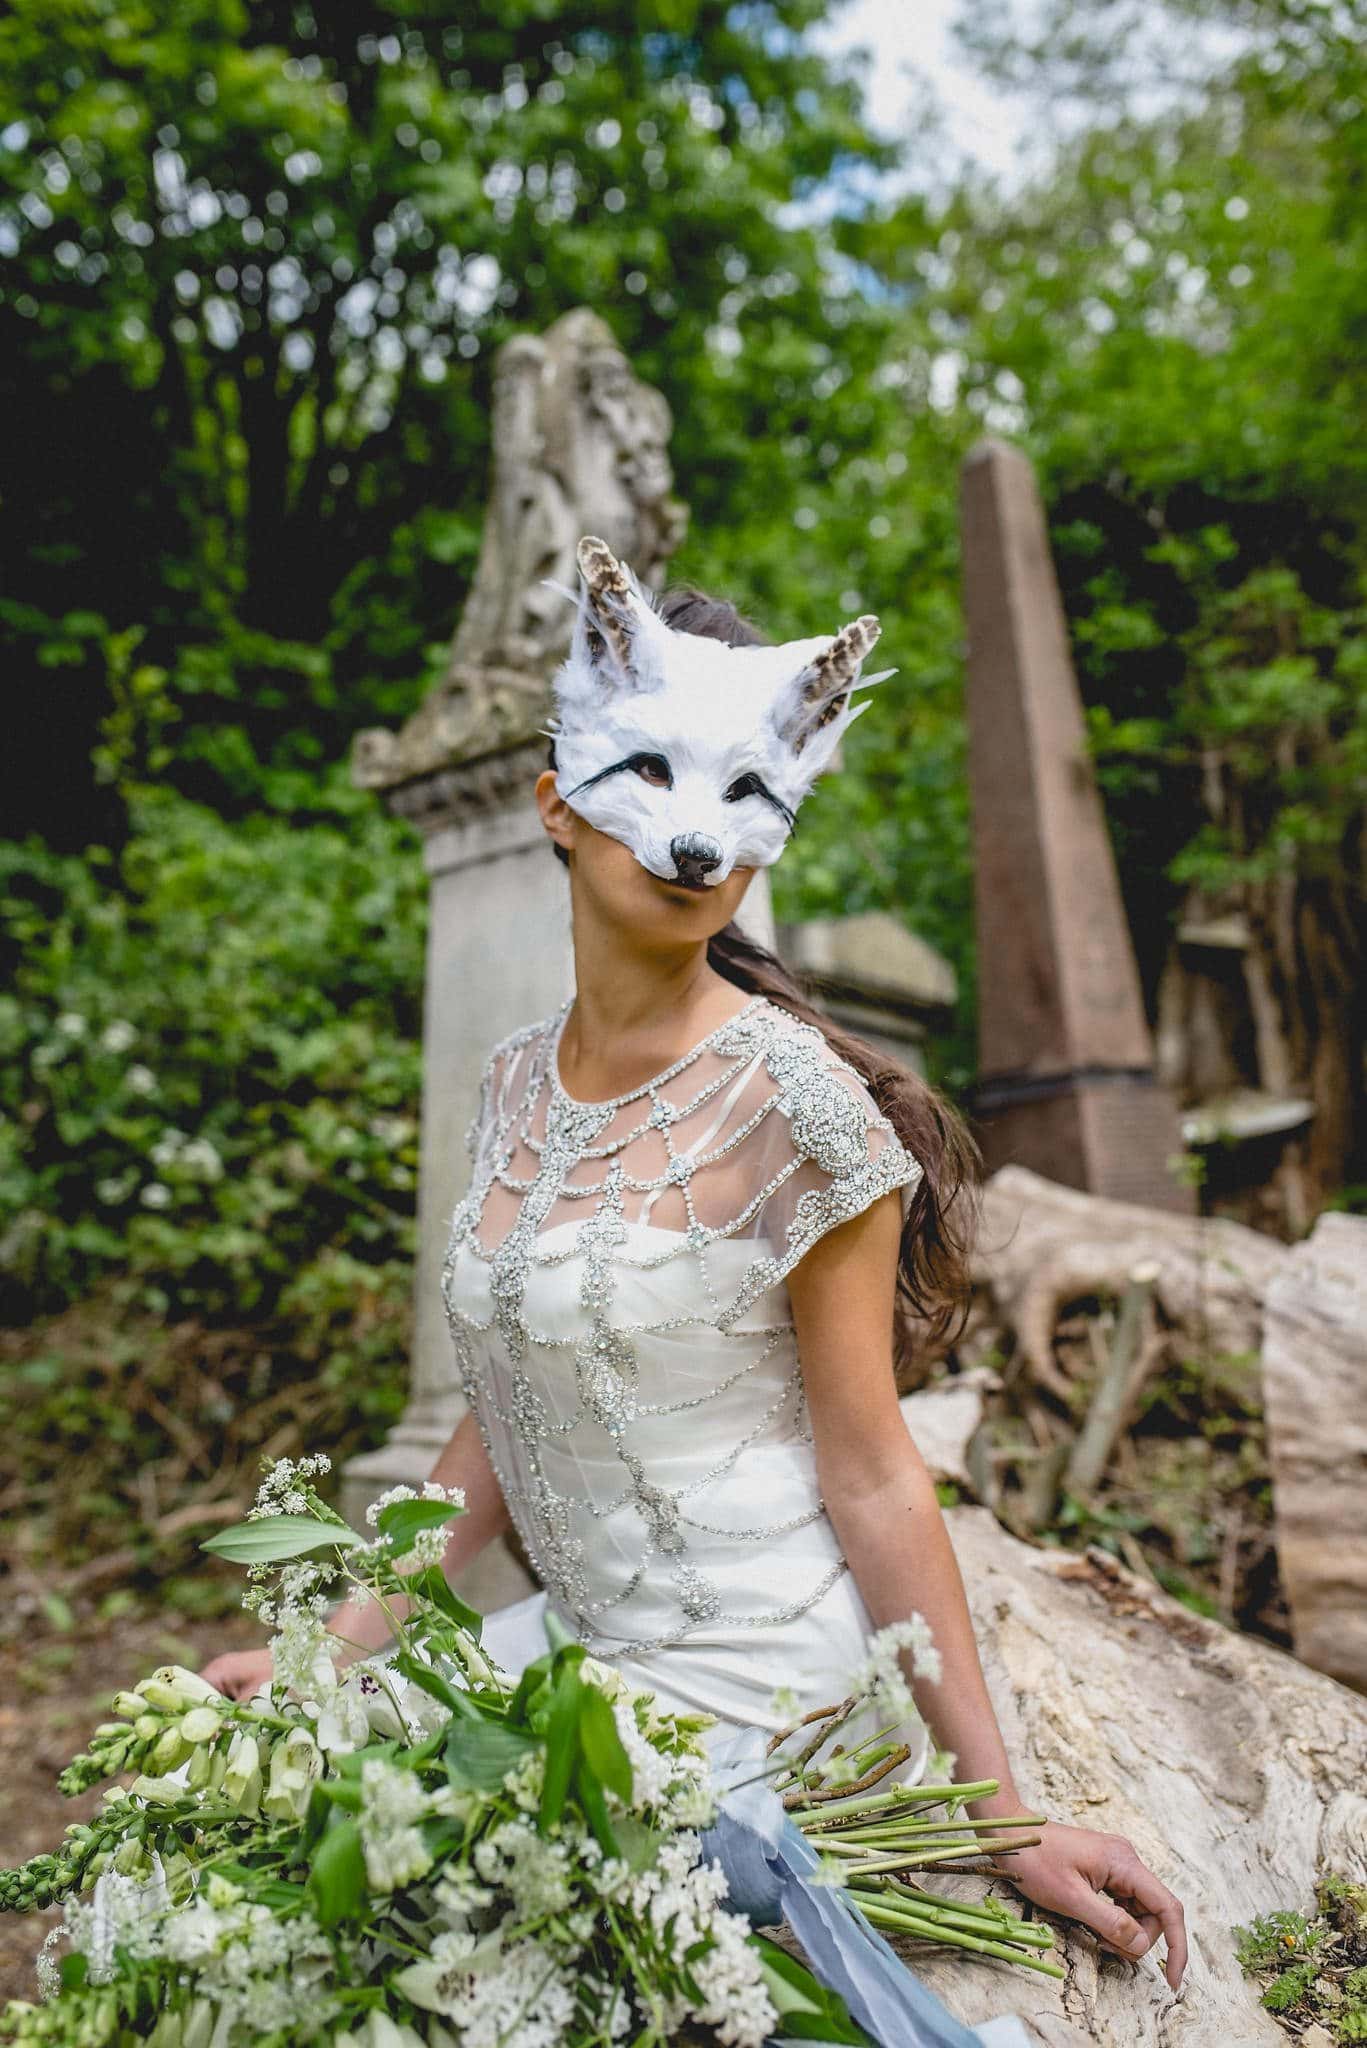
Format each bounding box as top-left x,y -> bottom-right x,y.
0,1457 -> 870,2048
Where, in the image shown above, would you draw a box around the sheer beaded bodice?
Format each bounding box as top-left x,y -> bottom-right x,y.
440,995 -> 924,1683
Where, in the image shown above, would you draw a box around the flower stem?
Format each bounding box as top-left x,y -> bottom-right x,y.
855,1899 -> 1066,1978
793,1779 -> 1000,1824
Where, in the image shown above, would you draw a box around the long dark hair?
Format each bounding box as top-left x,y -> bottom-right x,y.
549,582 -> 984,1377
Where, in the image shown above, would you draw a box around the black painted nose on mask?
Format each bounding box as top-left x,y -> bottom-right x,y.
669,832 -> 724,886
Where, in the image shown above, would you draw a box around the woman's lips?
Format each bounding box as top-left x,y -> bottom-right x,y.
653,870 -> 711,895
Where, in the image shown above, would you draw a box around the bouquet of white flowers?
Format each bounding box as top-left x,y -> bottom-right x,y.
1,1457 -> 1057,2048
0,1459 -> 873,2048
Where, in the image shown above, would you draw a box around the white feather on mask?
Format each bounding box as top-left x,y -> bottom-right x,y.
545,536 -> 896,887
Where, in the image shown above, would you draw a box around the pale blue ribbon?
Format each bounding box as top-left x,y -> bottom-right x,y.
701,1727 -> 1031,2048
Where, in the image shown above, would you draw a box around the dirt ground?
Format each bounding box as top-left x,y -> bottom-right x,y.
0,1606 -> 263,2006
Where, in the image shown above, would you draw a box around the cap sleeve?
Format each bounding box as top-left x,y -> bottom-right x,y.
698,1009 -> 924,1329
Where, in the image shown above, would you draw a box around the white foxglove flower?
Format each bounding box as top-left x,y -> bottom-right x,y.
312,1674 -> 372,1757
137,1665 -> 221,1712
128,1774 -> 192,1807
149,1725 -> 190,1771
405,1934 -> 575,2044
263,1727 -> 323,1821
178,1706 -> 222,1745
222,1731 -> 264,1817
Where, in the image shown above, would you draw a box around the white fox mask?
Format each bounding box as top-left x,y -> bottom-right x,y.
546,536 -> 895,887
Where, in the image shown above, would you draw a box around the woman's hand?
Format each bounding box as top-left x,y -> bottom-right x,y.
990,1820 -> 1188,1991
197,1646 -> 274,1701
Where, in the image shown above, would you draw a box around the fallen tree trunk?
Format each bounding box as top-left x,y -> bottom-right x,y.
893,1385 -> 1367,2047
1261,1211 -> 1367,1694
972,1166 -> 1289,1393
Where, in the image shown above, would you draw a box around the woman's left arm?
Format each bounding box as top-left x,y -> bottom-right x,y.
787,1189 -> 1188,1994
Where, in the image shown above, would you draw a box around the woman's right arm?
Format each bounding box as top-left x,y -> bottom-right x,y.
199,1410 -> 513,1699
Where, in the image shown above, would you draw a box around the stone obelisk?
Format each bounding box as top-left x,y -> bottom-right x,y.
343,312 -> 776,1593
960,438 -> 1193,1211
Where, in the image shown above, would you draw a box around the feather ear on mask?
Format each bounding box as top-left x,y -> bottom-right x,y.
769,613 -> 888,755
547,534 -> 896,887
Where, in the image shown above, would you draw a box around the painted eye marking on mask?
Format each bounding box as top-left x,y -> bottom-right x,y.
563,750 -> 674,800
723,771 -> 797,833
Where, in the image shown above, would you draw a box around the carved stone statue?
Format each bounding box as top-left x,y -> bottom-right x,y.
353,309 -> 688,793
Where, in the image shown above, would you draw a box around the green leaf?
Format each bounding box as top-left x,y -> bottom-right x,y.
508,1652 -> 554,1726
405,1564 -> 483,1639
200,1514 -> 362,1563
541,1608 -> 578,1655
249,1878 -> 309,1909
538,1670 -> 583,1834
301,1784 -> 331,1848
314,1778 -> 361,1813
754,1938 -> 875,2044
578,1685 -> 633,1806
610,1813 -> 662,1874
308,1816 -> 366,1927
577,1762 -> 619,1859
392,1651 -> 478,1722
375,1497 -> 465,1556
444,1717 -> 537,1793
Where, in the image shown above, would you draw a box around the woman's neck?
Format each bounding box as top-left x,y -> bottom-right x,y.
559,910 -> 752,1100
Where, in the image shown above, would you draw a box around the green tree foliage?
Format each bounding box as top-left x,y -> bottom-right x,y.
874,0 -> 1367,1174
0,0 -> 905,837
0,769 -> 424,1324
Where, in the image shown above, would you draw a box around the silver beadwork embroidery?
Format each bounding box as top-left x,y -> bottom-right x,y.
440,997 -> 924,1659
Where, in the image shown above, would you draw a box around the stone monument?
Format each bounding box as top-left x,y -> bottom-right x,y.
959,438 -> 1194,1212
777,911 -> 957,1077
343,310 -> 775,1590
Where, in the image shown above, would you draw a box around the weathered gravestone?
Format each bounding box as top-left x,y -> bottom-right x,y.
960,439 -> 1193,1214
779,910 -> 958,1078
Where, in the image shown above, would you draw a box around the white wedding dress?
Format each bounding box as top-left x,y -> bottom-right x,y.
443,993 -> 928,1732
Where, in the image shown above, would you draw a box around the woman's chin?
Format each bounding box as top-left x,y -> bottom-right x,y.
631,862 -> 752,934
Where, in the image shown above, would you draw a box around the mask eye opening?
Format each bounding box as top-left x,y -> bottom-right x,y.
724,772 -> 763,803
723,772 -> 797,834
562,750 -> 672,802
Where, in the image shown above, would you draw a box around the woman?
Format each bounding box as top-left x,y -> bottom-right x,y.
203,540 -> 1187,2012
